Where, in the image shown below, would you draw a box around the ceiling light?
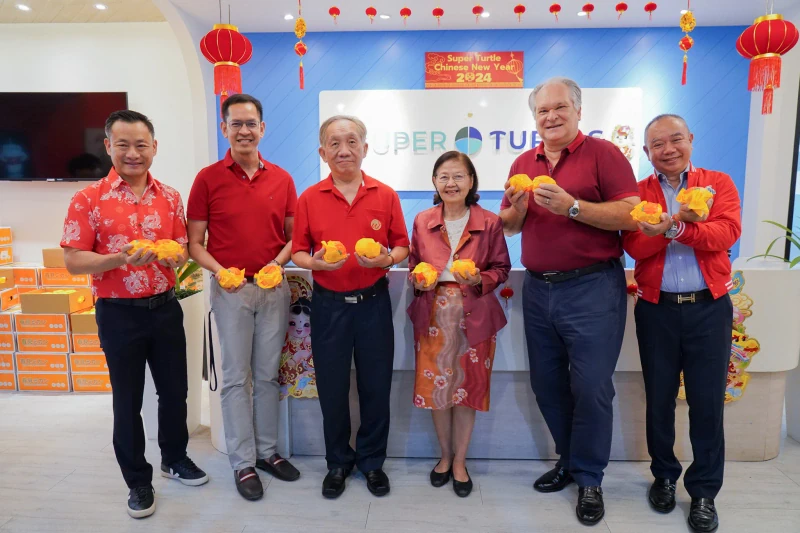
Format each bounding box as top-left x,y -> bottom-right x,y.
680,9 -> 688,15
95,3 -> 107,10
481,12 -> 490,18
284,14 -> 294,20
379,14 -> 391,19
578,11 -> 587,17
16,4 -> 31,11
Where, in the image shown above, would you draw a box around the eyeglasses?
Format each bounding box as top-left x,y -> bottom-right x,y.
227,121 -> 260,131
435,174 -> 469,184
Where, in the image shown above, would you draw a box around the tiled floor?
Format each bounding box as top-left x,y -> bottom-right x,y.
0,392 -> 798,532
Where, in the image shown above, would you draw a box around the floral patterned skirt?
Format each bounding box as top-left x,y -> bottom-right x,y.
413,283 -> 496,412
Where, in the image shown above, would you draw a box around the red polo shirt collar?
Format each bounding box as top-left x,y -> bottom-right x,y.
534,130 -> 587,159
319,171 -> 376,192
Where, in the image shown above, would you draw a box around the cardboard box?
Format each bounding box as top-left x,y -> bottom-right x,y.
14,313 -> 69,334
0,227 -> 11,246
0,288 -> 19,312
0,246 -> 11,265
42,248 -> 65,268
0,372 -> 17,391
19,288 -> 92,315
15,352 -> 69,373
15,333 -> 70,353
17,372 -> 71,392
69,353 -> 107,373
69,308 -> 97,334
0,312 -> 13,332
0,352 -> 14,372
72,373 -> 111,393
0,268 -> 13,290
0,332 -> 13,351
72,333 -> 101,353
39,268 -> 91,288
7,264 -> 40,287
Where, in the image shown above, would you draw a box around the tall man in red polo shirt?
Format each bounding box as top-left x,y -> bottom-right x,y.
292,115 -> 409,499
187,94 -> 300,502
61,110 -> 209,519
623,114 -> 741,533
499,78 -> 640,525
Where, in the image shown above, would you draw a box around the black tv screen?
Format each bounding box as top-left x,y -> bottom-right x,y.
0,92 -> 128,181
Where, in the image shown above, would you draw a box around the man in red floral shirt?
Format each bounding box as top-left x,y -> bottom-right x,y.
61,110 -> 208,519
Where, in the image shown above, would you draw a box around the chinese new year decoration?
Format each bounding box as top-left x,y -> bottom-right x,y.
328,6 -> 340,24
679,4 -> 696,86
514,4 -> 526,22
472,5 -> 484,23
365,6 -> 377,23
736,8 -> 799,115
294,1 -> 307,90
432,6 -> 444,26
500,286 -> 514,309
644,2 -> 657,20
400,6 -> 411,26
199,23 -> 253,107
549,3 -> 561,22
616,2 -> 628,20
582,3 -> 594,20
507,52 -> 523,82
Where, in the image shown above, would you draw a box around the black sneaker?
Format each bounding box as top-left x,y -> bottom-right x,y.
160,456 -> 210,486
127,485 -> 155,519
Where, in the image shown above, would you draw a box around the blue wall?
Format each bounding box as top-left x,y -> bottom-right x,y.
225,26 -> 750,264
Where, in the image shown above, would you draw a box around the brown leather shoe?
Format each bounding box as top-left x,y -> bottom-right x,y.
234,467 -> 263,501
256,453 -> 301,482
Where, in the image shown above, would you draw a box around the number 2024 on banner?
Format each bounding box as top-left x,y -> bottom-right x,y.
424,52 -> 524,89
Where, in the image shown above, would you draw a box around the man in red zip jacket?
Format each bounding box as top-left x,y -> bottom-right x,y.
622,114 -> 741,533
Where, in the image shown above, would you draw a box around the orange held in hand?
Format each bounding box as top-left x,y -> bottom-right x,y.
321,240 -> 347,263
630,201 -> 663,225
411,262 -> 438,288
218,267 -> 245,289
676,187 -> 714,216
127,239 -> 155,256
531,175 -> 557,190
154,239 -> 183,261
451,259 -> 478,278
355,238 -> 381,258
254,264 -> 283,289
509,174 -> 533,192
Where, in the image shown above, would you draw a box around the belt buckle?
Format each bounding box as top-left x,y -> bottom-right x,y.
344,295 -> 359,304
542,271 -> 559,284
149,294 -> 165,309
677,293 -> 695,304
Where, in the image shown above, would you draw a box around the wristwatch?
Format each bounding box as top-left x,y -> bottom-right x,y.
568,199 -> 580,219
664,222 -> 679,239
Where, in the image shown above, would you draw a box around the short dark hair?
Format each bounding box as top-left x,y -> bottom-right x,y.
644,114 -> 689,144
104,110 -> 155,139
221,94 -> 263,122
432,151 -> 480,206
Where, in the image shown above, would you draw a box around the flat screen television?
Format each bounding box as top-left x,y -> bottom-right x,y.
0,92 -> 128,181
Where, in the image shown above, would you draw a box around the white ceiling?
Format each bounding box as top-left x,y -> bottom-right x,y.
0,0 -> 164,23
169,0 -> 799,32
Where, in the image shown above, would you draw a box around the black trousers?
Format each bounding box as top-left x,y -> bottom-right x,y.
96,297 -> 189,489
634,294 -> 732,499
310,280 -> 394,473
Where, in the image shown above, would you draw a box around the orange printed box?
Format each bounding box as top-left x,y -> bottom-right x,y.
15,333 -> 70,353
0,288 -> 18,312
0,268 -> 13,290
72,334 -> 101,353
71,373 -> 112,393
0,312 -> 13,332
0,352 -> 14,372
69,353 -> 107,373
17,372 -> 71,392
15,353 -> 68,372
11,265 -> 39,287
14,313 -> 69,334
39,268 -> 91,287
0,246 -> 12,266
0,228 -> 11,245
0,372 -> 17,391
0,332 -> 14,351
19,288 -> 92,315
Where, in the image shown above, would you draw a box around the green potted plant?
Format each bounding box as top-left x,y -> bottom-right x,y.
176,260 -> 202,299
748,220 -> 800,268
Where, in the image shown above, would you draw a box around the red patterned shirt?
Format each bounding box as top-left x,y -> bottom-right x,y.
60,168 -> 188,298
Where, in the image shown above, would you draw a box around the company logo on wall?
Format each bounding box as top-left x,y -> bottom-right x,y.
454,127 -> 482,155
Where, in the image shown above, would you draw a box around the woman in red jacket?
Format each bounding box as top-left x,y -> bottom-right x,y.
407,151 -> 510,497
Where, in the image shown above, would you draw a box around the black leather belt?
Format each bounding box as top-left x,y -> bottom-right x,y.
101,288 -> 176,309
313,277 -> 388,304
660,289 -> 713,304
527,260 -> 617,284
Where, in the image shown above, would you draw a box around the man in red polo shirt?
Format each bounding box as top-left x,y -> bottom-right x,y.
499,77 -> 640,525
292,115 -> 409,499
61,110 -> 209,519
187,94 -> 300,502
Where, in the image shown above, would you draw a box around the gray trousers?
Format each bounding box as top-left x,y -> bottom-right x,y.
211,279 -> 289,471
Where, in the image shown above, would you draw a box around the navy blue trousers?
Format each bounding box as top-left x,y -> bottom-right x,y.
523,263 -> 627,487
310,280 -> 394,473
635,294 -> 732,499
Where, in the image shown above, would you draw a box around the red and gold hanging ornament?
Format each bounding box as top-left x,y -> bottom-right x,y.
500,286 -> 514,309
328,6 -> 340,24
365,6 -> 377,23
294,1 -> 307,90
514,4 -> 526,22
432,6 -> 444,27
616,2 -> 628,20
582,3 -> 594,20
199,23 -> 253,107
644,2 -> 657,20
679,6 -> 696,86
400,6 -> 411,26
549,3 -> 561,22
736,13 -> 799,115
472,5 -> 484,24
507,52 -> 523,82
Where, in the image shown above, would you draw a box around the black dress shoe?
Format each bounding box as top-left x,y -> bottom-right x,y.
234,467 -> 263,501
688,498 -> 719,532
322,467 -> 351,499
256,453 -> 301,482
648,478 -> 677,513
453,467 -> 473,498
365,469 -> 391,497
576,486 -> 605,525
534,465 -> 574,493
429,462 -> 452,487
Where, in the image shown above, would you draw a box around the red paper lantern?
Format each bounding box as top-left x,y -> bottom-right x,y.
199,24 -> 253,106
365,6 -> 377,23
473,4 -> 484,24
616,2 -> 628,20
582,3 -> 594,20
679,35 -> 694,86
294,41 -> 307,90
626,282 -> 638,296
328,6 -> 340,24
400,6 -> 411,26
432,6 -> 444,27
644,2 -> 657,20
514,4 -> 526,22
549,3 -> 561,22
500,286 -> 514,308
736,14 -> 799,114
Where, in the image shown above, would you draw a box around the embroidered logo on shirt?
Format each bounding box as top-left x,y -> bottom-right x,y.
371,219 -> 382,231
